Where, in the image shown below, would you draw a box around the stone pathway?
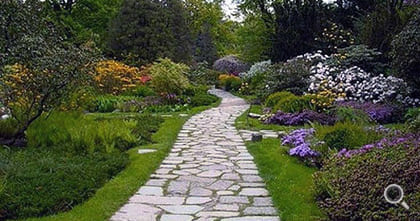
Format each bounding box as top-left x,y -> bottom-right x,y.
111,89 -> 279,221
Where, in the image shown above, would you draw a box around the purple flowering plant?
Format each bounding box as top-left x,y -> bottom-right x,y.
338,132 -> 419,158
282,128 -> 320,158
337,101 -> 398,124
266,110 -> 335,126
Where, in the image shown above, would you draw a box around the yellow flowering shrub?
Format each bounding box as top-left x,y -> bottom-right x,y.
0,64 -> 37,113
218,74 -> 241,91
94,60 -> 145,95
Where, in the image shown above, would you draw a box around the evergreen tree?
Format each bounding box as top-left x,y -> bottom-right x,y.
165,0 -> 192,63
107,0 -> 192,65
272,0 -> 328,61
194,23 -> 218,64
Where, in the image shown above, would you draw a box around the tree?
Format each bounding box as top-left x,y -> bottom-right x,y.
165,0 -> 193,63
194,23 -> 218,64
107,0 -> 192,66
272,0 -> 328,61
236,15 -> 272,63
391,9 -> 420,97
0,0 -> 97,146
185,0 -> 238,59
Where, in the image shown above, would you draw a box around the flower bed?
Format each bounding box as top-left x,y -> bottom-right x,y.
266,110 -> 335,126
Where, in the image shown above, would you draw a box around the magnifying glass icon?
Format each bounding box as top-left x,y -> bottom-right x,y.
384,184 -> 409,210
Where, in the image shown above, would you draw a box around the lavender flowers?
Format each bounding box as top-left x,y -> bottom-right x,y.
282,128 -> 319,158
337,101 -> 397,123
266,110 -> 335,126
338,133 -> 420,157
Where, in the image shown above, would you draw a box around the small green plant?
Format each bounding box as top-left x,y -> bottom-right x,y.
335,107 -> 371,124
314,122 -> 376,152
190,94 -> 218,107
127,85 -> 156,97
0,118 -> 19,139
274,95 -> 313,113
265,91 -> 296,108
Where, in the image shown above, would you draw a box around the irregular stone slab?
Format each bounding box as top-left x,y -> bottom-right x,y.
159,205 -> 204,215
129,195 -> 184,205
168,181 -> 190,195
221,173 -> 241,180
214,204 -> 240,211
253,197 -> 274,206
197,211 -> 240,218
219,196 -> 249,204
221,216 -> 280,221
190,187 -> 212,196
137,186 -> 163,196
236,169 -> 259,175
186,197 -> 212,204
197,170 -> 223,178
217,190 -> 234,196
161,214 -> 193,221
137,149 -> 157,154
242,175 -> 263,182
208,180 -> 234,191
239,188 -> 269,196
110,203 -> 161,221
145,179 -> 167,186
243,207 -> 277,215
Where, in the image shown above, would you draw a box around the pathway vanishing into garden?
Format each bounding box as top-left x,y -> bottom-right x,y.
111,89 -> 279,221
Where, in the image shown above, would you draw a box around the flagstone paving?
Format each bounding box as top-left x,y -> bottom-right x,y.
111,89 -> 279,221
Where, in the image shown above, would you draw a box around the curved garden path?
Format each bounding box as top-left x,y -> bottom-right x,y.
111,89 -> 279,221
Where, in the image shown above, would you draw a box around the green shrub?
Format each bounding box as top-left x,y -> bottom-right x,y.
187,62 -> 219,85
94,96 -> 120,113
190,94 -> 218,107
314,144 -> 419,220
265,91 -> 296,108
149,58 -> 190,95
335,107 -> 371,124
0,118 -> 18,139
314,122 -> 375,151
184,85 -> 210,97
0,148 -> 128,220
405,107 -> 420,132
132,115 -> 164,146
218,74 -> 242,92
264,60 -> 311,96
127,85 -> 156,97
274,95 -> 313,113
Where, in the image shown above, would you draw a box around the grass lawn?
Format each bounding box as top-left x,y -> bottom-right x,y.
235,104 -> 298,132
246,139 -> 325,221
26,99 -> 220,221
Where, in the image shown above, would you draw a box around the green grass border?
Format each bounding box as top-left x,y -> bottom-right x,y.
26,98 -> 220,221
246,139 -> 326,221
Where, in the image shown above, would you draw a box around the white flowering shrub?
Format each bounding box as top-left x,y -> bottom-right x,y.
239,60 -> 271,80
308,63 -> 418,105
289,51 -> 329,64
